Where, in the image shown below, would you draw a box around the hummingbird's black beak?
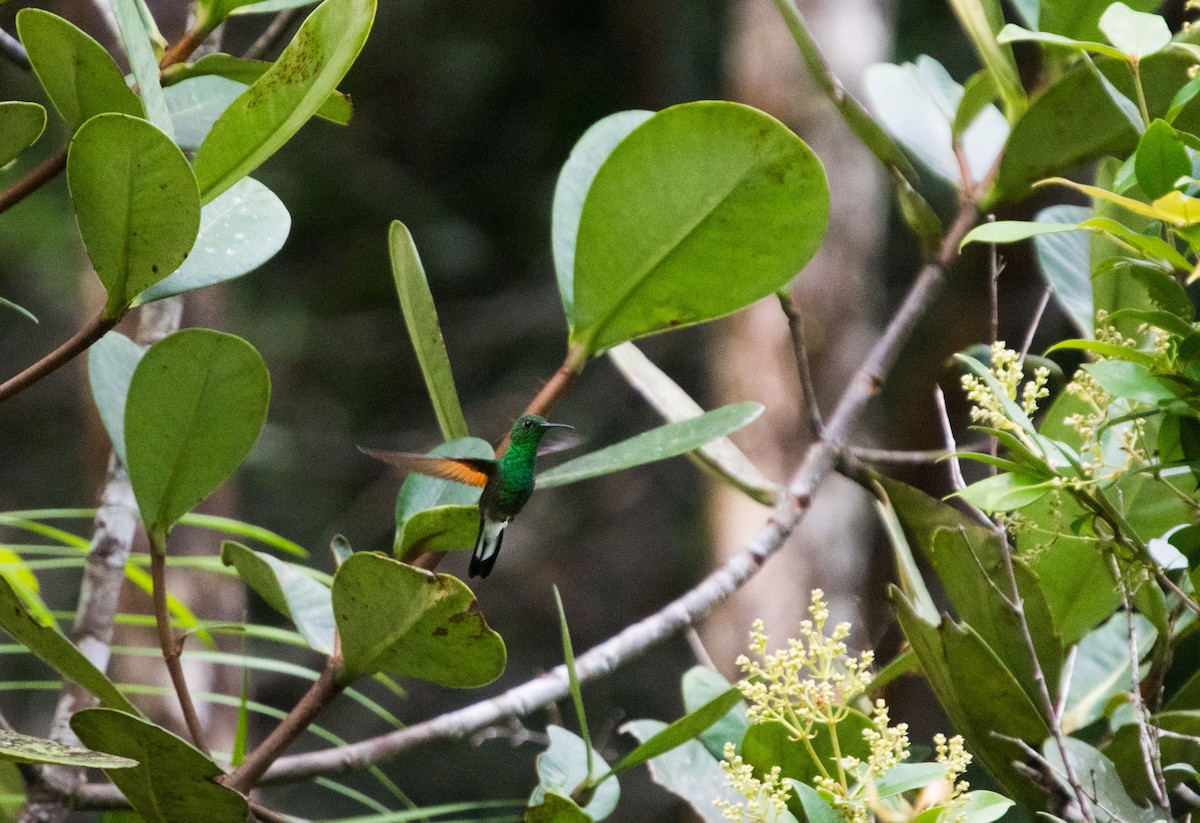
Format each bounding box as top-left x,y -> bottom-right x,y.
542,422 -> 573,430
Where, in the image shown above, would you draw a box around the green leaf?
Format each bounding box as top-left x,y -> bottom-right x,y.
333,553 -> 505,686
554,110 -> 652,323
953,471 -> 1054,511
163,54 -> 352,125
946,0 -> 1027,119
621,720 -> 741,823
87,331 -> 144,466
201,0 -> 318,22
0,102 -> 46,166
874,762 -> 951,798
537,402 -> 763,489
529,727 -> 618,821
610,687 -> 743,775
392,437 -> 492,554
193,0 -> 376,203
388,220 -> 469,441
0,577 -> 138,715
996,23 -> 1126,60
220,541 -> 334,654
16,9 -> 143,130
396,505 -> 479,560
71,709 -> 248,823
993,51 -> 1200,203
874,485 -> 939,624
893,590 -> 1049,809
1033,205 -> 1093,338
125,329 -> 270,536
552,109 -> 652,322
681,666 -> 749,759
960,220 -> 1080,248
864,55 -> 1008,185
526,792 -> 593,823
0,728 -> 136,768
1082,360 -> 1177,403
1098,2 -> 1171,59
606,343 -> 778,504
570,101 -> 828,354
1134,119 -> 1190,199
1043,737 -> 1162,823
136,178 -> 290,304
1062,612 -> 1155,732
163,76 -> 247,150
111,0 -> 172,139
1046,338 -> 1158,365
1038,0 -> 1162,41
67,113 -> 201,317
790,782 -> 836,823
953,69 -> 999,139
554,586 -> 594,782
741,712 -> 871,787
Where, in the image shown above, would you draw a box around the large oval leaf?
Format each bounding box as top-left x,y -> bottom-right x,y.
192,0 -> 376,203
67,114 -> 201,317
333,553 -> 505,687
536,401 -> 763,489
552,109 -> 652,321
136,177 -> 291,304
0,102 -> 46,167
72,709 -> 248,823
570,101 -> 829,355
125,329 -> 270,537
15,9 -> 143,130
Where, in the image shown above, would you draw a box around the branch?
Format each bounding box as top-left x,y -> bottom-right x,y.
0,26 -> 30,71
222,659 -> 344,793
150,536 -> 210,755
0,310 -> 117,405
244,8 -> 305,60
250,196 -> 981,788
777,289 -> 824,437
0,151 -> 67,218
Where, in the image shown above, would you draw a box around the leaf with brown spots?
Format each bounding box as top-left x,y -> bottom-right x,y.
332,553 -> 506,687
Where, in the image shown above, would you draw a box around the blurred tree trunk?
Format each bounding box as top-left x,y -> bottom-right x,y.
704,0 -> 891,663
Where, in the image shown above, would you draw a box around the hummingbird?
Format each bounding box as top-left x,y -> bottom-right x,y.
360,415 -> 574,578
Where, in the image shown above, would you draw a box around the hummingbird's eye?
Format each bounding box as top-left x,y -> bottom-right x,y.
522,419 -> 534,429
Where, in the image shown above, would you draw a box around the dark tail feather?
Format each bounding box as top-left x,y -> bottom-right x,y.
469,519 -> 506,578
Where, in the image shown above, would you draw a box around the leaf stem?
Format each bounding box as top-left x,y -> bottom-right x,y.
149,530 -> 211,755
1131,60 -> 1152,129
223,656 -> 345,793
0,310 -> 118,405
0,150 -> 66,217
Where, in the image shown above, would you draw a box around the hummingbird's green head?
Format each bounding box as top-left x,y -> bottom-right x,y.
509,415 -> 573,448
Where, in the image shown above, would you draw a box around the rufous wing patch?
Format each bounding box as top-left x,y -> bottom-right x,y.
358,447 -> 494,488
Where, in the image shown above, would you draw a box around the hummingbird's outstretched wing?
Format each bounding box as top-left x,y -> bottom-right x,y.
358,447 -> 495,488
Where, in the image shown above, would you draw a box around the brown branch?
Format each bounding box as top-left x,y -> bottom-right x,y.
222,658 -> 344,793
777,289 -> 824,437
0,151 -> 66,218
158,25 -> 210,69
0,310 -> 117,405
244,196 -> 982,788
150,536 -> 210,755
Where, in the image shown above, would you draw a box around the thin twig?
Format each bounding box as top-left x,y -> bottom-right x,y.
777,289 -> 824,437
685,627 -> 716,670
993,525 -> 1096,823
848,443 -> 988,465
0,27 -> 30,70
222,659 -> 344,793
1055,645 -> 1077,723
0,151 -> 67,218
150,537 -> 210,755
246,186 -> 982,788
0,310 -> 117,405
1109,553 -> 1170,807
1019,288 -> 1051,364
933,385 -> 965,491
244,8 -> 305,60
987,215 -> 1000,348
